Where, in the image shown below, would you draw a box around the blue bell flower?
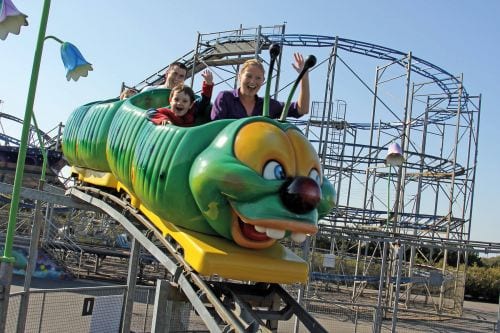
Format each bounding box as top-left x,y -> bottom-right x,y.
60,41 -> 93,81
0,0 -> 28,40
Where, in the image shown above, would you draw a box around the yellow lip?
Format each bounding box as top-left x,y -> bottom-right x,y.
230,211 -> 276,249
230,207 -> 317,249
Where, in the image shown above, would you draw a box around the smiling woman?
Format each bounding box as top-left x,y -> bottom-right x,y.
210,53 -> 311,120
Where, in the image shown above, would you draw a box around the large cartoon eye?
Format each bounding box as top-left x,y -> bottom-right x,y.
263,161 -> 286,180
309,169 -> 321,185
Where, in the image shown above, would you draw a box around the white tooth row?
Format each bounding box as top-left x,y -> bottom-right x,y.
254,225 -> 307,243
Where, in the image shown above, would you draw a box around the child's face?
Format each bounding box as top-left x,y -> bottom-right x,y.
170,91 -> 194,116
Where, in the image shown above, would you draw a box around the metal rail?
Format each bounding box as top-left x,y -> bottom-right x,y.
133,30 -> 465,124
67,186 -> 239,332
67,186 -> 328,332
0,181 -> 96,211
318,224 -> 500,254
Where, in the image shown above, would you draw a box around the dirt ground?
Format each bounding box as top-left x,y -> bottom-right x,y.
462,299 -> 498,322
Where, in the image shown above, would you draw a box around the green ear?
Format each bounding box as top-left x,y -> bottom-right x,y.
318,176 -> 336,218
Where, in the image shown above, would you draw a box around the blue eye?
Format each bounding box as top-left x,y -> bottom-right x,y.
309,169 -> 321,185
263,161 -> 286,180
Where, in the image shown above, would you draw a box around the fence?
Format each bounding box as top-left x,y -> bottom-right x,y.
293,299 -> 498,333
6,285 -> 155,333
5,284 -> 498,332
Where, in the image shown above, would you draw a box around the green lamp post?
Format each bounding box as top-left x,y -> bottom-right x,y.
0,1 -> 92,331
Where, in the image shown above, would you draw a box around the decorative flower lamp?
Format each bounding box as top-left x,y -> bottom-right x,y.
45,36 -> 93,81
385,142 -> 404,167
0,0 -> 28,40
60,41 -> 93,81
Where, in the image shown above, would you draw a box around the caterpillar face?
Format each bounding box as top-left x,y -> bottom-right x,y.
190,117 -> 335,249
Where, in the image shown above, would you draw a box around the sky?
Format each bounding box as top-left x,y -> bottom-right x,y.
1,1 -> 499,245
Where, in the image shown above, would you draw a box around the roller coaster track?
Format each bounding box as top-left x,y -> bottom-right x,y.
0,112 -> 58,148
67,186 -> 328,333
317,223 -> 500,255
133,30 -> 466,125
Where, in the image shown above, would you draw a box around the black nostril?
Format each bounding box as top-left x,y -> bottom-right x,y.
279,176 -> 322,214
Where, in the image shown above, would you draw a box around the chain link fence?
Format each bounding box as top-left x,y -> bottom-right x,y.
5,283 -> 498,332
6,285 -> 155,333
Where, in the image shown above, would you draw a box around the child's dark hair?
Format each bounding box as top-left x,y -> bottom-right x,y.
170,61 -> 187,71
171,84 -> 196,102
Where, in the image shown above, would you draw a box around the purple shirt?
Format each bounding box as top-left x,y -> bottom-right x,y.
210,89 -> 301,120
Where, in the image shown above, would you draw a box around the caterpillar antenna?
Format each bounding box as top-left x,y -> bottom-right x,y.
279,55 -> 316,121
263,44 -> 281,117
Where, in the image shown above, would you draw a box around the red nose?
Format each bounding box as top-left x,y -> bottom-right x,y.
279,176 -> 321,214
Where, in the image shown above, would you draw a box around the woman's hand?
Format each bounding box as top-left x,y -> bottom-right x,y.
292,53 -> 310,116
292,53 -> 305,73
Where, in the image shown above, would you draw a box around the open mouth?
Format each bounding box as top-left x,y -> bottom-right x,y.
243,84 -> 258,94
231,211 -> 315,249
173,106 -> 185,114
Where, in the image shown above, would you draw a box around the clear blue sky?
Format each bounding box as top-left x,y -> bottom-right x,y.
1,1 -> 499,244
